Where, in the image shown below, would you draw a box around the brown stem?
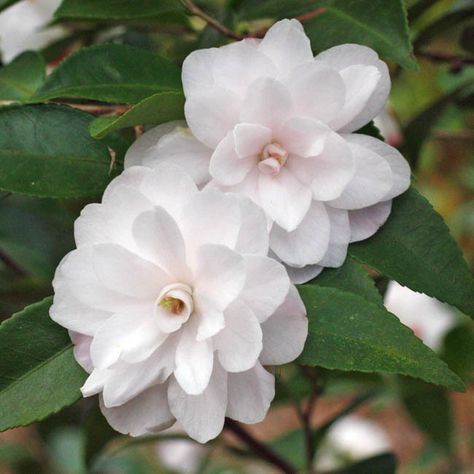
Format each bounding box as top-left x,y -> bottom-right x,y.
181,0 -> 244,40
224,419 -> 296,474
295,7 -> 327,23
417,51 -> 474,71
0,249 -> 27,277
62,103 -> 131,116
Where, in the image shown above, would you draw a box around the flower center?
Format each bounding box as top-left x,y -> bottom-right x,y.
157,283 -> 193,317
259,142 -> 288,176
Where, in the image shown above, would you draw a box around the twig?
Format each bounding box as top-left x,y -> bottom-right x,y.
63,103 -> 130,116
181,0 -> 244,40
417,51 -> 474,72
295,7 -> 327,24
224,419 -> 296,474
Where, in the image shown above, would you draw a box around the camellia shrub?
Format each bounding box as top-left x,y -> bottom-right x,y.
0,1 -> 472,473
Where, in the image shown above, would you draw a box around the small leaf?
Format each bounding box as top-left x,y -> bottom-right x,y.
89,91 -> 185,139
0,51 -> 46,102
349,187 -> 474,317
34,44 -> 182,104
298,285 -> 464,391
0,298 -> 86,431
0,104 -> 121,198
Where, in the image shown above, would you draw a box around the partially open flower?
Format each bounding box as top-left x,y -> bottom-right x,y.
50,164 -> 307,443
125,19 -> 410,282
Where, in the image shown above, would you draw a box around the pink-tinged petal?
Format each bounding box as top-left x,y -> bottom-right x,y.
168,362 -> 227,443
277,116 -> 330,158
317,44 -> 390,132
100,383 -> 174,437
286,62 -> 345,123
285,264 -> 324,284
182,48 -> 219,97
132,207 -> 190,282
69,331 -> 93,372
349,200 -> 392,243
102,335 -> 177,407
270,200 -> 330,266
344,134 -> 411,200
260,286 -> 307,365
74,203 -> 109,247
233,123 -> 273,158
214,300 -> 262,373
125,122 -> 212,187
235,196 -> 269,256
328,139 -> 393,210
209,132 -> 256,186
194,244 -> 246,311
220,167 -> 261,205
226,362 -> 274,423
174,317 -> 214,395
90,311 -> 164,369
318,207 -> 351,267
92,243 -> 170,299
240,77 -> 293,131
240,255 -> 290,322
258,19 -> 313,73
258,168 -> 312,232
185,86 -> 241,148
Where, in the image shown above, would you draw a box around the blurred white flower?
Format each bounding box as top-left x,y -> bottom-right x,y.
374,107 -> 403,148
51,164 -> 307,443
316,415 -> 391,470
384,281 -> 457,351
0,0 -> 65,63
125,19 -> 411,283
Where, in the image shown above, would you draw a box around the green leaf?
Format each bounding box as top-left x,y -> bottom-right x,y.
308,256 -> 383,306
0,52 -> 46,102
298,285 -> 464,391
349,187 -> 474,317
34,44 -> 182,104
238,0 -> 417,69
356,121 -> 384,141
0,104 -> 121,198
330,453 -> 397,474
0,0 -> 18,12
55,0 -> 183,20
441,324 -> 474,381
0,298 -> 86,431
89,91 -> 185,139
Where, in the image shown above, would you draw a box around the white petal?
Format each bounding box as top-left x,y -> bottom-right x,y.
317,207 -> 351,267
345,134 -> 411,200
328,138 -> 393,210
233,123 -> 273,158
258,168 -> 312,232
182,48 -> 219,97
74,203 -> 109,247
69,331 -> 93,372
168,362 -> 227,443
277,116 -> 330,158
349,200 -> 392,243
286,62 -> 345,123
125,122 -> 213,187
240,255 -> 290,322
270,200 -> 330,266
226,362 -> 275,424
285,264 -> 323,284
235,197 -> 269,256
209,132 -> 256,186
174,317 -> 214,395
100,383 -> 174,437
240,77 -> 293,131
317,44 -> 390,132
82,369 -> 108,397
258,19 -> 313,73
215,300 -> 262,373
132,207 -> 190,282
185,86 -> 241,148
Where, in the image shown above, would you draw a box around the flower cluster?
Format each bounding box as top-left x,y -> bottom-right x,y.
51,18 -> 411,442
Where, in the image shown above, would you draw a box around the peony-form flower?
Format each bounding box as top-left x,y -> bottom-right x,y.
125,18 -> 411,283
0,0 -> 65,62
384,281 -> 457,351
50,164 -> 307,443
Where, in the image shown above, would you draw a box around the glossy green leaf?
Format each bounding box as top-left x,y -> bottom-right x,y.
34,44 -> 182,104
441,324 -> 474,381
0,104 -> 121,198
0,298 -> 86,431
308,256 -> 383,306
238,0 -> 417,69
298,285 -> 464,391
0,51 -> 45,102
55,0 -> 183,20
331,453 -> 397,474
349,187 -> 474,317
89,91 -> 185,139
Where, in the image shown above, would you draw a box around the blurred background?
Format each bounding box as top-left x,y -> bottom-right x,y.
0,0 -> 472,472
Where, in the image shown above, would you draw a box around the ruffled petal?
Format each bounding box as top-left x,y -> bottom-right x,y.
317,207 -> 351,267
233,122 -> 273,158
349,200 -> 392,243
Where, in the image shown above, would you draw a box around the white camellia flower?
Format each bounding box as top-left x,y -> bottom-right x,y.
0,0 -> 65,63
125,18 -> 411,283
384,281 -> 457,351
50,164 -> 307,443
